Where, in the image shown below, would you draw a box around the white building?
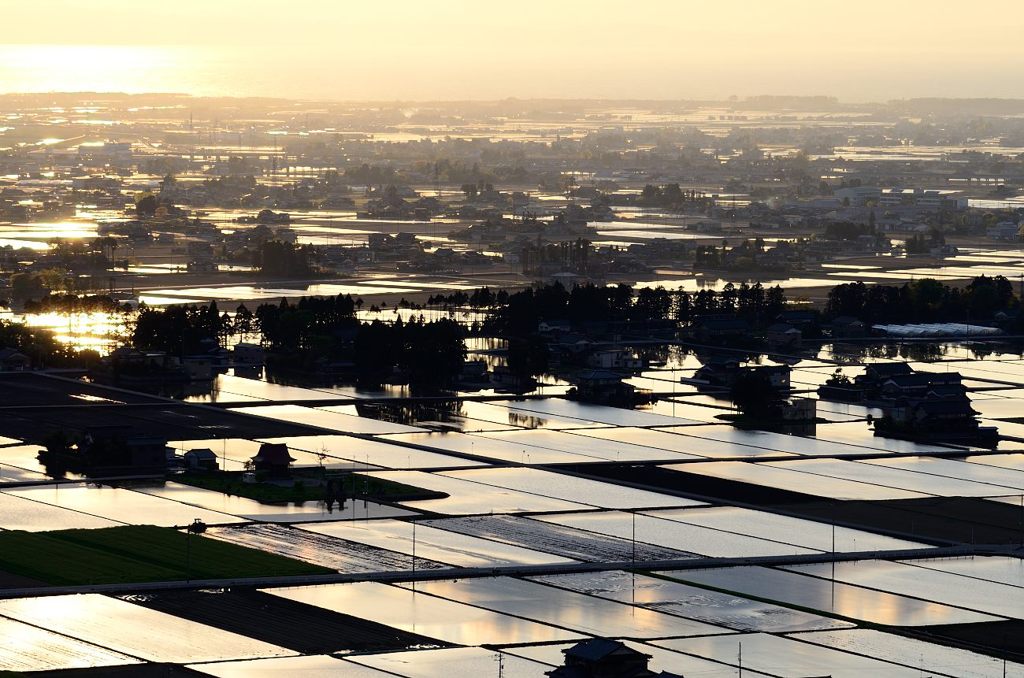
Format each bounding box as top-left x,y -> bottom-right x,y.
987,221 -> 1022,241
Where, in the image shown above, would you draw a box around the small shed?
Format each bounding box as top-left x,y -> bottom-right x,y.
766,322 -> 802,347
184,448 -> 219,472
0,347 -> 29,371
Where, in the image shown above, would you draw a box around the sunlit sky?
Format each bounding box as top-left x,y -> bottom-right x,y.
2,0 -> 1023,101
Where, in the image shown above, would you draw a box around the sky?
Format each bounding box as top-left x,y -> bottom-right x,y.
1,0 -> 1023,101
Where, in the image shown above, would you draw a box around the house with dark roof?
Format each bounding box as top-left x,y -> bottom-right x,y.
861,362 -> 914,383
250,442 -> 294,477
766,322 -> 802,348
547,638 -> 684,678
570,369 -> 651,407
879,372 -> 962,400
690,315 -> 750,343
695,361 -> 791,390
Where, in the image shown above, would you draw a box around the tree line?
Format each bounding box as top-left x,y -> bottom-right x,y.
825,276 -> 1019,324
130,295 -> 466,391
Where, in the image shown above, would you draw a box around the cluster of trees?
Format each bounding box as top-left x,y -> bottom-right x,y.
825,276 -> 1019,324
416,159 -> 506,186
677,283 -> 787,324
134,302 -> 231,354
693,245 -> 726,268
134,193 -> 162,218
822,221 -> 875,240
460,180 -> 497,200
10,271 -> 59,300
254,295 -> 359,352
426,287 -> 509,309
251,241 -> 320,278
130,295 -> 466,391
904,230 -> 945,255
354,318 -> 465,389
0,320 -> 98,368
730,370 -> 787,420
631,184 -> 712,209
487,283 -> 674,336
343,164 -> 398,185
429,282 -> 788,374
47,239 -> 113,271
133,296 -> 363,354
693,239 -> 792,273
351,158 -> 529,190
23,294 -> 130,314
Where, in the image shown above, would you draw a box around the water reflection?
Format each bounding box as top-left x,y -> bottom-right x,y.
267,582 -> 582,646
669,566 -> 997,626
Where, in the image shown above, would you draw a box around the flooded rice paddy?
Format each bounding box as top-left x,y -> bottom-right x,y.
2,355 -> 1024,675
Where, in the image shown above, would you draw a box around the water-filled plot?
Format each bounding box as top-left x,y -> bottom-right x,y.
361,470 -> 589,514
0,616 -> 140,672
266,582 -> 583,646
206,523 -> 447,572
475,428 -> 698,463
302,518 -> 571,568
791,629 -> 1024,678
493,398 -> 704,427
645,505 -> 927,553
868,456 -> 1024,492
347,646 -> 551,678
905,555 -> 1024,589
136,482 -> 410,523
765,458 -> 1015,497
535,510 -> 817,558
784,559 -> 1024,620
662,461 -> 927,500
669,565 -> 998,626
505,639 -> 775,678
422,514 -> 693,563
533,570 -> 853,633
189,655 -> 395,677
440,467 -> 701,510
185,374 -> 354,403
379,431 -> 595,465
265,434 -> 482,470
232,404 -> 423,435
4,484 -> 240,526
570,426 -> 793,459
654,632 -> 928,678
0,594 -> 294,663
0,491 -> 120,531
396,576 -> 729,639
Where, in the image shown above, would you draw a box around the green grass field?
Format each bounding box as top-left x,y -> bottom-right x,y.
0,526 -> 332,585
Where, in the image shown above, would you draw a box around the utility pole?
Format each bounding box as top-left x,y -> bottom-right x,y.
831,521 -> 836,610
632,512 -> 637,565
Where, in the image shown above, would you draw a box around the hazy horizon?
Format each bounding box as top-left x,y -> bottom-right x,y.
3,0 -> 1023,102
